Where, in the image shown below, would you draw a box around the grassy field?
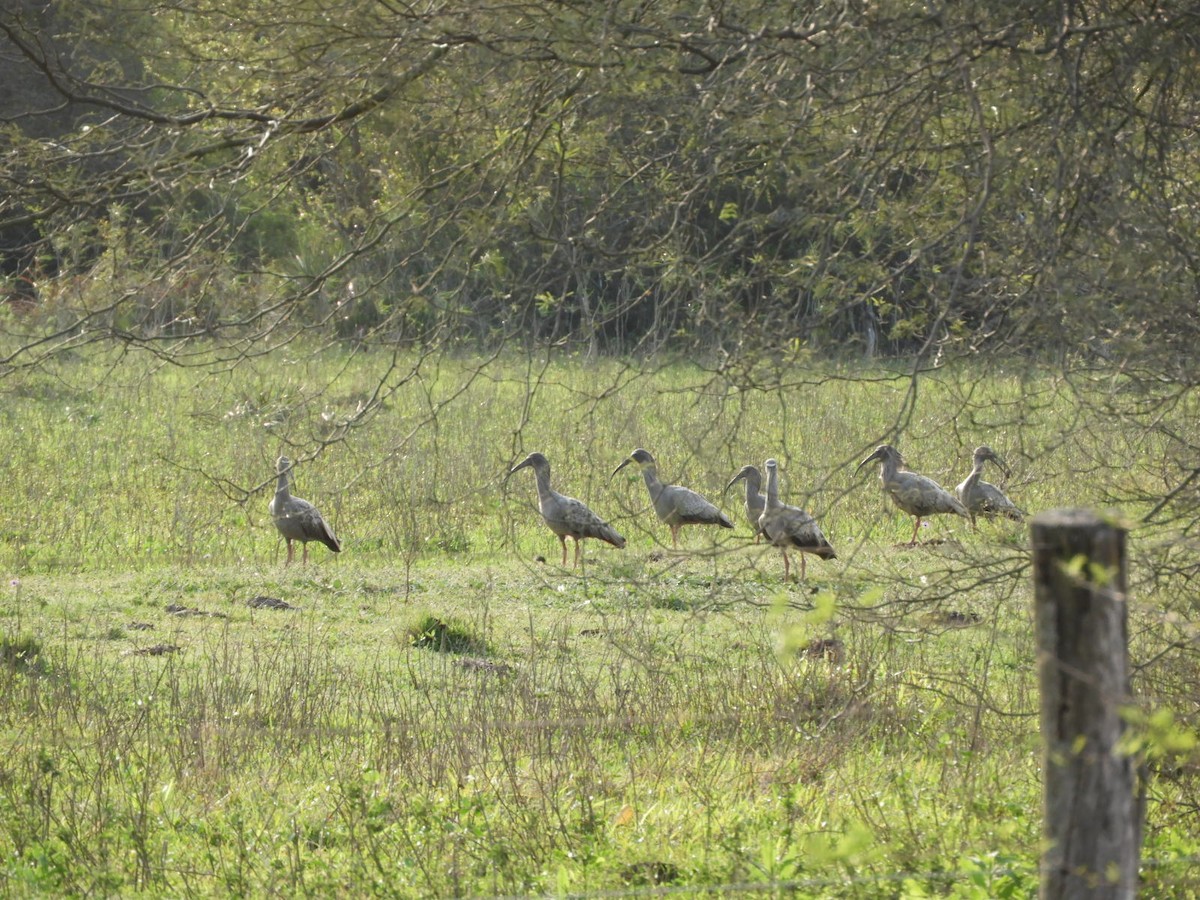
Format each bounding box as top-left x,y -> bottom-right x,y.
0,344 -> 1198,897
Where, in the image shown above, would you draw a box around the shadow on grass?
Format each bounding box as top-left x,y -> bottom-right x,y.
1,634 -> 48,675
406,613 -> 488,655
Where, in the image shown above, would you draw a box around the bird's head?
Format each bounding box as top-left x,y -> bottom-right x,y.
974,445 -> 1010,476
611,447 -> 655,479
855,444 -> 896,475
509,452 -> 548,477
724,464 -> 761,493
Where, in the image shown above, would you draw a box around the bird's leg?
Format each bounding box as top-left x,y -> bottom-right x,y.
574,537 -> 583,570
303,543 -> 310,565
909,517 -> 922,546
671,525 -> 680,550
558,535 -> 569,567
799,553 -> 807,580
285,540 -> 295,566
781,549 -> 791,581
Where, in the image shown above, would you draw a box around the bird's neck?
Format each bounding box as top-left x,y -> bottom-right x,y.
641,467 -> 663,498
275,472 -> 291,499
533,466 -> 555,500
963,456 -> 988,487
765,471 -> 781,507
961,467 -> 981,493
879,456 -> 900,484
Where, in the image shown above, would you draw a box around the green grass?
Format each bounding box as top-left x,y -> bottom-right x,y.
0,345 -> 1198,895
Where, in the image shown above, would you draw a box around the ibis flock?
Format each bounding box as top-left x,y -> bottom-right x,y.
269,443 -> 1024,580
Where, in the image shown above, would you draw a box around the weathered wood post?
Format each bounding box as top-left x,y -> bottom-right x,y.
1032,509 -> 1143,899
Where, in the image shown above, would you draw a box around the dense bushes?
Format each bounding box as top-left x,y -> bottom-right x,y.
3,2 -> 1200,368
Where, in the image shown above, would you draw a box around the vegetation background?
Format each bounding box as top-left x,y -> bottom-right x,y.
1,0 -> 1200,895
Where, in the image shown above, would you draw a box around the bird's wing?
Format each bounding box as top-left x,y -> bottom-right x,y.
665,485 -> 733,527
764,505 -> 834,555
975,482 -> 1025,520
273,495 -> 340,549
890,473 -> 967,517
550,494 -> 626,547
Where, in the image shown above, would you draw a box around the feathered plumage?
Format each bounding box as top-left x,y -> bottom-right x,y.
613,448 -> 733,548
269,455 -> 342,565
756,458 -> 836,580
510,452 -> 625,568
955,445 -> 1025,526
856,444 -> 969,545
725,464 -> 767,542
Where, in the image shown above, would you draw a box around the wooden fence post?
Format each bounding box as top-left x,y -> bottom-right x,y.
1032,508 -> 1143,900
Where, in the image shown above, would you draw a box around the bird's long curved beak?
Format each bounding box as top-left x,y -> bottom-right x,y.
854,454 -> 876,476
724,471 -> 746,493
610,457 -> 633,480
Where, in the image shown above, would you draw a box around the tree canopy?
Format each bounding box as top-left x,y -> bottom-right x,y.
1,0 -> 1199,371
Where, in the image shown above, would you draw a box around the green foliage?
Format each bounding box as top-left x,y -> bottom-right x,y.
0,343 -> 1186,580
3,0 -> 1200,886
0,633 -> 43,673
0,349 -> 1196,894
6,1 -> 1200,363
405,612 -> 486,654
